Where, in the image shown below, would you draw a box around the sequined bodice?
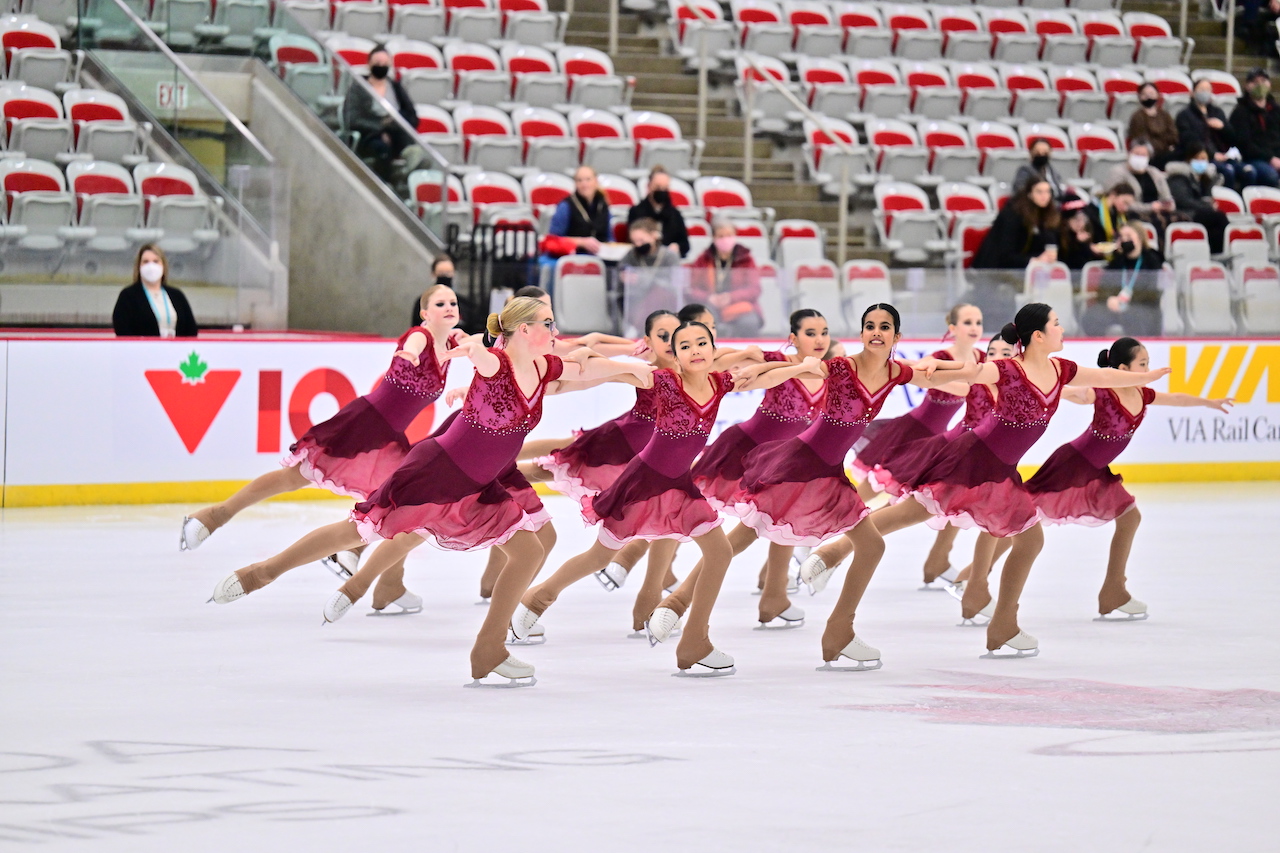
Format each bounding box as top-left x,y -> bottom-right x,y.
632,384 -> 658,422
974,357 -> 1079,465
609,385 -> 659,451
638,369 -> 734,478
946,383 -> 996,439
804,358 -> 913,466
1069,387 -> 1155,469
911,348 -> 981,433
739,351 -> 826,443
364,327 -> 450,432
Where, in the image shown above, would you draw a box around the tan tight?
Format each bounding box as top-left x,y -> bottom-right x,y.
820,519 -> 887,660
190,465 -> 310,533
517,437 -> 566,461
631,539 -> 679,631
812,497 -> 1045,650
676,523 -> 795,623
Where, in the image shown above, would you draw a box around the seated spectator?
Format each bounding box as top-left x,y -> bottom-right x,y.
620,218 -> 682,330
1058,192 -> 1107,271
1166,144 -> 1230,254
628,166 -> 689,258
688,218 -> 763,337
1012,137 -> 1067,198
973,179 -> 1060,269
1107,140 -> 1177,233
1081,224 -> 1164,336
113,244 -> 198,337
1178,78 -> 1239,190
538,166 -> 611,284
342,46 -> 419,182
1229,68 -> 1280,188
619,218 -> 681,271
410,254 -> 456,326
1085,184 -> 1136,251
1128,84 -> 1180,169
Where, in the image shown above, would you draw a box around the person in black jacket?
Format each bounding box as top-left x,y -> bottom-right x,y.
973,179 -> 1061,269
1057,192 -> 1107,271
1227,68 -> 1280,188
1178,78 -> 1238,189
1081,224 -> 1164,336
342,46 -> 419,180
1166,145 -> 1230,253
626,166 -> 689,258
112,244 -> 198,337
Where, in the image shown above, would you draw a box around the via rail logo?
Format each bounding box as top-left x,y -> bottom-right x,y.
145,352 -> 242,453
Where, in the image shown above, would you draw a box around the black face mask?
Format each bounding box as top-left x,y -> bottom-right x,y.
634,242 -> 652,255
369,64 -> 390,80
1140,97 -> 1158,109
1120,240 -> 1137,255
1031,154 -> 1049,170
651,189 -> 670,206
435,275 -> 453,287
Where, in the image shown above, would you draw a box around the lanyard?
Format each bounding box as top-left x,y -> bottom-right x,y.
143,285 -> 172,330
1120,256 -> 1143,295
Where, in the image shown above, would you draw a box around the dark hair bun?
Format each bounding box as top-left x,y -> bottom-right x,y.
999,322 -> 1020,345
1097,348 -> 1111,368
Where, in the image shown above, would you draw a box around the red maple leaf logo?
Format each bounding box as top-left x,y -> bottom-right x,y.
146,351 -> 241,453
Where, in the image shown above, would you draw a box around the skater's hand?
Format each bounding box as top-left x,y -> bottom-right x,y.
912,356 -> 946,378
1146,366 -> 1173,381
393,349 -> 420,366
1207,397 -> 1235,413
444,386 -> 467,407
447,329 -> 468,348
800,356 -> 824,374
565,347 -> 601,366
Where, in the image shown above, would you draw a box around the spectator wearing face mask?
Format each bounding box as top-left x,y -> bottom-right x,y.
411,254 -> 456,326
1166,144 -> 1230,253
688,218 -> 763,336
1012,137 -> 1066,198
113,243 -> 198,337
1082,224 -> 1164,336
342,46 -> 418,181
620,218 -> 682,330
1178,78 -> 1239,190
1057,192 -> 1108,270
1127,84 -> 1180,169
1107,140 -> 1177,233
627,166 -> 689,258
1229,68 -> 1280,188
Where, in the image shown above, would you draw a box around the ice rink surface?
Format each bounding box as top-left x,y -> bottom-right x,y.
2,483 -> 1279,851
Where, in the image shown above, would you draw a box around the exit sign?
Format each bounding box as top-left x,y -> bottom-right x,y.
157,81 -> 188,110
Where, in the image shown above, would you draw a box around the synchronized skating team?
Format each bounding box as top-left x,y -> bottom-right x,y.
178,283 -> 1231,686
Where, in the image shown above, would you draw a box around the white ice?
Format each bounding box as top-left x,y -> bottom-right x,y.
2,483 -> 1279,851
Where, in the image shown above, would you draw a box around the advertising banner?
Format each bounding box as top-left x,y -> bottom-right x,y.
2,336 -> 1277,506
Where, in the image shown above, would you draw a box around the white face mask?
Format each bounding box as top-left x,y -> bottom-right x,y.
1128,154 -> 1150,172
140,261 -> 164,284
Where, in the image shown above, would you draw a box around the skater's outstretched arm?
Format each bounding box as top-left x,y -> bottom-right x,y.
732,357 -> 825,392
1062,386 -> 1095,405
393,329 -> 429,364
1068,364 -> 1172,389
711,344 -> 766,370
1151,392 -> 1234,412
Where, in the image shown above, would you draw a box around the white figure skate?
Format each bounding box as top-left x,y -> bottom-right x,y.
816,636 -> 883,672
644,606 -> 681,646
208,572 -> 246,604
465,655 -> 536,687
180,516 -> 210,552
674,649 -> 736,677
509,603 -> 543,644
958,600 -> 994,627
756,606 -> 805,630
981,630 -> 1040,659
320,550 -> 360,579
368,591 -> 423,616
507,623 -> 546,645
322,590 -> 354,624
920,566 -> 959,591
799,553 -> 838,596
1095,597 -> 1149,622
593,562 -> 629,591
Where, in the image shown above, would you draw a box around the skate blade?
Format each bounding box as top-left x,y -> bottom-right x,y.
919,579 -> 956,592
980,646 -> 1040,660
1093,612 -> 1149,622
673,665 -> 736,678
464,675 -> 537,688
366,606 -> 422,617
957,615 -> 991,627
320,557 -> 353,580
593,572 -> 621,592
755,617 -> 804,630
475,598 -> 491,606
816,659 -> 882,672
750,588 -> 763,596
945,585 -> 966,603
505,634 -> 547,646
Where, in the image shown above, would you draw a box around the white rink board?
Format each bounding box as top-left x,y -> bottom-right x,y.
1,337 -> 1278,493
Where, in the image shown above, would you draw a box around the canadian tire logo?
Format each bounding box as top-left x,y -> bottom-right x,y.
146,352 -> 241,453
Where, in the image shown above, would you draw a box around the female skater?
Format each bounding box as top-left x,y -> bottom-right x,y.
210,297 -> 649,686
182,283 -> 463,610
511,320 -> 825,676
683,308 -> 832,629
1022,337 -> 1231,619
847,304 -> 985,589
712,304 -> 966,670
799,304 -> 1171,660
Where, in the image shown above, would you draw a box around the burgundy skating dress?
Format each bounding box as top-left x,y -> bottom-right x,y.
1027,387 -> 1156,526
351,350 -> 563,550
691,351 -> 827,511
904,357 -> 1079,538
877,380 -> 998,499
537,385 -> 659,506
733,358 -> 914,546
851,348 -> 983,493
585,369 -> 735,549
282,327 -> 449,500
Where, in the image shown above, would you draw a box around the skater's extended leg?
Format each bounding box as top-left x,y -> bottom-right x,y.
192,466 -> 310,533
518,460 -> 552,483
236,520 -> 364,593
522,539 -> 619,616
472,530 -> 545,678
1099,506 -> 1142,615
339,532 -> 424,603
821,520 -> 886,660
633,538 -> 678,630
675,528 -> 733,669
986,524 -> 1044,650
517,438 -> 566,461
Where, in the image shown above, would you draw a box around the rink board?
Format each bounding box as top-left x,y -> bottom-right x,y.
2,337 -> 1278,506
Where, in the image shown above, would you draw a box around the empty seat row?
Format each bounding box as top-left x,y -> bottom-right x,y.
1,83 -> 147,166
275,0 -> 566,47
0,157 -> 219,253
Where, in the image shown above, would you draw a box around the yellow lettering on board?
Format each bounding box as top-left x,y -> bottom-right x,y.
1234,345 -> 1280,403
1208,345 -> 1249,399
1168,345 -> 1219,395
